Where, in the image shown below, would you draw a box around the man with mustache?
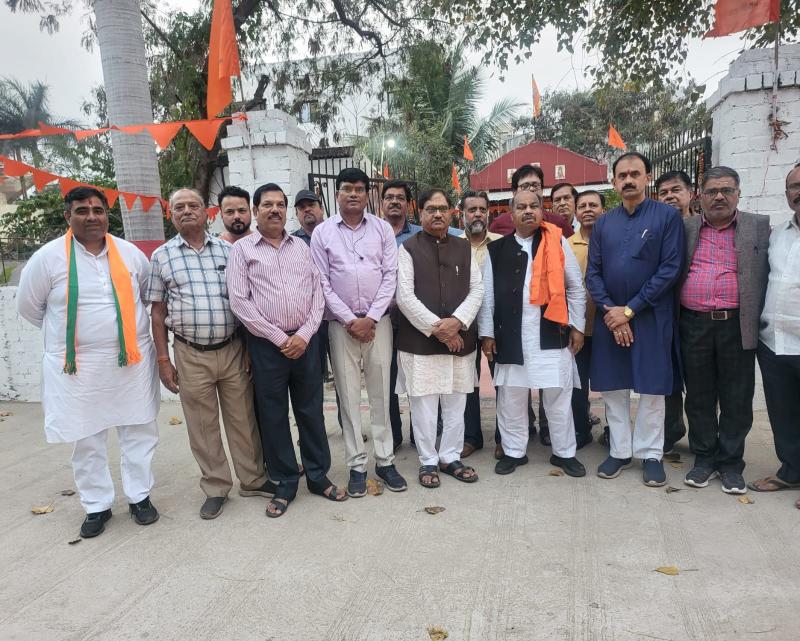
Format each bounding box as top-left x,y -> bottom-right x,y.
479,189 -> 586,476
458,190 -> 501,457
551,182 -> 579,231
749,163 -> 800,510
586,152 -> 684,487
677,166 -> 769,494
218,185 -> 253,244
292,189 -> 326,243
148,188 -> 273,520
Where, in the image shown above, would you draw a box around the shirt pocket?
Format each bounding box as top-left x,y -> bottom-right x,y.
632,232 -> 657,261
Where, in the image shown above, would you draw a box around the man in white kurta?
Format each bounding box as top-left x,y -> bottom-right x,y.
16,187 -> 160,538
395,189 -> 483,487
478,189 -> 587,476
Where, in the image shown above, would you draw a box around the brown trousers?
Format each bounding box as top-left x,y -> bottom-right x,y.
174,337 -> 267,497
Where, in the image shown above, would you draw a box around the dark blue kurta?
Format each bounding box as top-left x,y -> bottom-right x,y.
586,198 -> 684,395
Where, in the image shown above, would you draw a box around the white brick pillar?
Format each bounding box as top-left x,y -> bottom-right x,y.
707,44 -> 800,227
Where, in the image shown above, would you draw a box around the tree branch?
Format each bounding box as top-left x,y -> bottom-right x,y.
331,0 -> 385,57
140,9 -> 181,57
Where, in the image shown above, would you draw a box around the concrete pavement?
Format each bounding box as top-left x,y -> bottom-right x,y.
1,395 -> 799,641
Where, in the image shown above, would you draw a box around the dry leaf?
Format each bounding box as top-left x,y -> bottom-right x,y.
0,410 -> 13,417
738,496 -> 754,504
31,503 -> 54,515
424,506 -> 446,514
669,461 -> 684,469
67,538 -> 82,546
548,468 -> 565,477
60,489 -> 76,496
665,486 -> 681,493
427,626 -> 449,641
654,566 -> 680,575
168,416 -> 183,425
366,479 -> 384,496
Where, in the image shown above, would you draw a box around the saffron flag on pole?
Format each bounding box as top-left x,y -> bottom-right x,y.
532,75 -> 542,119
705,0 -> 780,38
451,163 -> 461,192
206,0 -> 242,118
463,135 -> 475,161
383,163 -> 390,178
608,125 -> 626,150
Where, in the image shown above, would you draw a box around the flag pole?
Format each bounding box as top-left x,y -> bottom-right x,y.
770,15 -> 781,123
235,75 -> 257,186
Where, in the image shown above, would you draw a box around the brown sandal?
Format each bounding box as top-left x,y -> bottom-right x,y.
747,475 -> 800,492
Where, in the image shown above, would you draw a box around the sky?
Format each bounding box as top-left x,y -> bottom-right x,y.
0,1 -> 749,127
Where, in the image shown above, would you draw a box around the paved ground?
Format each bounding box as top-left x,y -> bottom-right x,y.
2,391 -> 799,641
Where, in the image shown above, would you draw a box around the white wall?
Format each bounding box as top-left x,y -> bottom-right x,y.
0,287 -> 43,401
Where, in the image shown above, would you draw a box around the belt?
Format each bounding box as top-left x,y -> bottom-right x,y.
173,332 -> 237,351
682,307 -> 739,321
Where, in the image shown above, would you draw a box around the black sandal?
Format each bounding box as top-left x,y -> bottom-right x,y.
418,465 -> 440,488
265,498 -> 290,518
439,460 -> 479,483
308,477 -> 348,502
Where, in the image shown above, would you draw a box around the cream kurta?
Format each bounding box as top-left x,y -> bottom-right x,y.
395,245 -> 483,396
478,234 -> 585,389
17,235 -> 160,443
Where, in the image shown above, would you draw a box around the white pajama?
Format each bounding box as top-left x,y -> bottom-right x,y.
603,390 -> 665,460
71,420 -> 159,513
496,386 -> 576,458
409,393 -> 467,466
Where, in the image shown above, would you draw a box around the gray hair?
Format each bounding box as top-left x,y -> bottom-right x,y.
168,187 -> 205,208
510,190 -> 543,210
701,166 -> 740,189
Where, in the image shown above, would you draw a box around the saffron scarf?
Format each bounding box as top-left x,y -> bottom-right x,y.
63,229 -> 142,374
529,221 -> 569,325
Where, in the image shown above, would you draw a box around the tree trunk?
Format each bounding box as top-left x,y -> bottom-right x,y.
94,0 -> 164,241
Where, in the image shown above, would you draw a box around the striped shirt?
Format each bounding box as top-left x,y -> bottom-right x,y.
227,232 -> 324,347
146,234 -> 237,345
680,214 -> 739,312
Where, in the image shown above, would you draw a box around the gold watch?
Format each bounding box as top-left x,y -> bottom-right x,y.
623,306 -> 635,320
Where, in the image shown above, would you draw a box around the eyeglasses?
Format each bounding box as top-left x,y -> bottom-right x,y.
339,186 -> 367,195
702,187 -> 738,198
517,181 -> 542,192
423,206 -> 450,214
383,194 -> 407,202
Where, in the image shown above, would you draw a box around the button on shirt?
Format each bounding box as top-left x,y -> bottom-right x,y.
760,216 -> 800,355
310,212 -> 398,323
680,214 -> 739,312
227,233 -> 324,347
146,234 -> 237,345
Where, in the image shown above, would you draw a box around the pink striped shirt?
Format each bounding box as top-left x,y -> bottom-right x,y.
227,232 -> 324,347
680,214 -> 739,312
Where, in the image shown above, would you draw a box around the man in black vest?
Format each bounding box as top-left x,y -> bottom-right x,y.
395,188 -> 484,488
478,189 -> 587,476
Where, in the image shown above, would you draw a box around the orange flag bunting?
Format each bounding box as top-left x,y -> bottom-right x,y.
37,121 -> 70,136
608,125 -> 626,150
705,0 -> 779,38
532,75 -> 542,119
140,196 -> 159,213
58,178 -> 83,196
104,188 -> 120,207
207,206 -> 220,221
31,168 -> 58,190
463,136 -> 474,161
451,163 -> 461,192
186,119 -> 225,150
146,122 -> 184,149
74,128 -> 110,141
1,157 -> 29,177
207,0 -> 242,119
121,192 -> 139,210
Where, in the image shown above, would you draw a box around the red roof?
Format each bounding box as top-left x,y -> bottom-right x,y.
470,141 -> 608,191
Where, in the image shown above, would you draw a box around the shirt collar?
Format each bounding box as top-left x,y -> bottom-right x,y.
701,209 -> 738,231
175,232 -> 213,249
787,214 -> 800,232
459,229 -> 491,248
72,236 -> 109,257
333,212 -> 368,230
254,231 -> 293,248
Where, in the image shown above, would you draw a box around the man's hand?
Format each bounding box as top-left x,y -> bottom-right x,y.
432,317 -> 462,342
281,334 -> 308,359
568,328 -> 584,355
445,335 -> 464,353
346,317 -> 376,342
481,337 -> 496,362
158,360 -> 179,393
603,305 -> 629,331
611,322 -> 634,347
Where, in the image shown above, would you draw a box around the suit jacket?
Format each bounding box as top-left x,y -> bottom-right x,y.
680,210 -> 770,350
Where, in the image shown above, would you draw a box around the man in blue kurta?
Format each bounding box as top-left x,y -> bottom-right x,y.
586,152 -> 684,487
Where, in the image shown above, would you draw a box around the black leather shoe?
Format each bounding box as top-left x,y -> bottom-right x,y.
575,431 -> 593,450
129,496 -> 159,525
495,454 -> 529,475
80,509 -> 112,538
200,496 -> 226,520
550,455 -> 586,477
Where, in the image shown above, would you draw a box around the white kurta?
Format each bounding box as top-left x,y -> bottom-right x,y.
16,235 -> 160,443
477,234 -> 585,389
395,245 -> 484,396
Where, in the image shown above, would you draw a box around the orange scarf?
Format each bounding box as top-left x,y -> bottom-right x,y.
529,221 -> 568,325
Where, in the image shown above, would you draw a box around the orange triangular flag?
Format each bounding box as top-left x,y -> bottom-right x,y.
207,206 -> 220,221
206,0 -> 242,118
117,125 -> 147,135
58,178 -> 82,196
104,188 -> 120,207
463,135 -> 474,162
140,196 -> 158,212
74,128 -> 109,141
705,0 -> 779,37
31,168 -> 58,190
146,122 -> 184,149
186,119 -> 225,150
532,76 -> 542,119
37,121 -> 70,136
1,156 -> 30,177
121,192 -> 138,210
451,163 -> 461,192
608,125 -> 626,150
382,163 -> 390,179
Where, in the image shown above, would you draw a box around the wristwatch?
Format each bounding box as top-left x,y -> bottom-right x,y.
623,306 -> 635,320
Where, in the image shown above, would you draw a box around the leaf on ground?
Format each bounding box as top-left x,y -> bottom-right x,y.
424,506 -> 446,514
31,503 -> 54,515
669,461 -> 684,469
665,485 -> 681,493
0,410 -> 13,417
67,538 -> 82,545
548,468 -> 565,476
427,626 -> 449,641
60,489 -> 76,496
366,479 -> 384,496
654,565 -> 680,575
738,496 -> 755,504
168,416 -> 183,425
330,514 -> 347,522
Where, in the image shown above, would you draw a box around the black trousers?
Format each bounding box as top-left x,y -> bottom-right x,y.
390,336 -> 415,447
247,332 -> 331,499
757,342 -> 800,483
571,336 -> 592,439
464,348 -> 485,448
680,310 -> 755,473
664,391 -> 686,448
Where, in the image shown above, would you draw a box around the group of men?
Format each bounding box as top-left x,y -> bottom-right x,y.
16,155 -> 800,539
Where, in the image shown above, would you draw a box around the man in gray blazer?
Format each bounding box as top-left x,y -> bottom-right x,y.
678,166 -> 770,494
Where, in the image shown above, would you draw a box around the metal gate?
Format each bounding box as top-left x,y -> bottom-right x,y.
646,123 -> 713,194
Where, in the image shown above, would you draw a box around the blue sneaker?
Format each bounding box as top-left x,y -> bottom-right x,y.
643,458 -> 667,487
597,456 -> 632,479
347,470 -> 368,498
